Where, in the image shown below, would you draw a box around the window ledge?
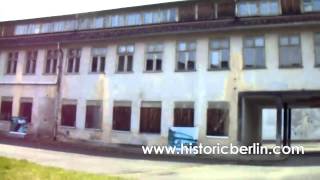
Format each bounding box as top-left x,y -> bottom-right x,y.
114,71 -> 134,74
64,73 -> 80,75
88,72 -> 106,75
206,135 -> 229,139
111,129 -> 131,133
59,125 -> 76,129
43,73 -> 57,76
139,132 -> 161,135
175,70 -> 197,73
85,128 -> 103,132
243,66 -> 266,70
143,70 -> 163,73
23,73 -> 36,76
208,68 -> 230,71
279,65 -> 303,69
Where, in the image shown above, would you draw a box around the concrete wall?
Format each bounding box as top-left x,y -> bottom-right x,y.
1,28 -> 320,146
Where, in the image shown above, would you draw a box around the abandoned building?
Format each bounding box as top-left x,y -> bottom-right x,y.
0,0 -> 320,151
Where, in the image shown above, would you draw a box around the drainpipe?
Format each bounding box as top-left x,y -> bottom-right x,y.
53,42 -> 64,141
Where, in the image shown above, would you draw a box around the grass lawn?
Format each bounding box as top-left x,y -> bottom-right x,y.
0,156 -> 124,180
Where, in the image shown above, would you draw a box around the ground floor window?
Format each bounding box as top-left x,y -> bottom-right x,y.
206,102 -> 229,136
0,97 -> 13,121
85,101 -> 102,129
61,100 -> 77,127
112,101 -> 131,131
19,98 -> 33,123
140,101 -> 161,134
174,102 -> 194,127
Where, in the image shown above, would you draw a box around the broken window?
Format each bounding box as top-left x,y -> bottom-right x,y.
66,48 -> 81,73
85,101 -> 102,129
237,0 -> 280,17
117,45 -> 134,72
303,0 -> 320,12
279,35 -> 302,68
0,97 -> 13,121
91,48 -> 107,73
112,101 -> 131,131
145,43 -> 163,72
315,33 -> 320,66
45,49 -> 59,74
25,50 -> 38,74
6,51 -> 18,75
19,98 -> 33,123
174,102 -> 194,127
177,41 -> 196,71
207,102 -> 229,136
243,36 -> 265,69
61,100 -> 77,127
209,38 -> 230,70
140,101 -> 161,134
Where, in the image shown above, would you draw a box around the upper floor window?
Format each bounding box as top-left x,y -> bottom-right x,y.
6,52 -> 18,75
303,0 -> 320,12
145,43 -> 163,72
66,48 -> 81,74
243,36 -> 265,69
45,49 -> 59,74
127,13 -> 142,26
237,0 -> 280,17
279,35 -> 302,68
117,45 -> 134,73
111,15 -> 125,27
176,41 -> 196,71
314,33 -> 320,66
25,50 -> 38,74
209,38 -> 230,70
91,48 -> 107,73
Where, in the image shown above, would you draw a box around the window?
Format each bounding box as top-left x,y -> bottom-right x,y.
94,17 -> 105,28
209,38 -> 230,70
111,15 -> 125,27
66,48 -> 81,73
112,101 -> 131,131
176,41 -> 196,71
303,0 -> 320,12
207,102 -> 229,136
15,25 -> 28,35
237,0 -> 280,17
0,97 -> 13,121
53,21 -> 65,32
25,50 -> 38,74
145,43 -> 163,72
243,36 -> 265,69
90,48 -> 106,73
61,100 -> 77,127
315,33 -> 320,66
174,102 -> 194,127
140,101 -> 161,134
19,98 -> 33,123
85,101 -> 102,129
160,8 -> 178,22
279,35 -> 302,68
117,45 -> 134,72
126,13 -> 141,26
40,23 -> 54,33
64,20 -> 77,31
45,49 -> 59,74
6,52 -> 18,75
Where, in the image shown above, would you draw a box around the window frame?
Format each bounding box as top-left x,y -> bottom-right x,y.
302,0 -> 320,13
24,50 -> 38,75
173,102 -> 195,127
144,43 -> 164,72
176,40 -> 197,72
116,44 -> 135,73
44,49 -> 59,75
112,101 -> 132,132
206,102 -> 229,137
208,38 -> 230,71
236,0 -> 281,17
314,32 -> 320,67
0,97 -> 13,121
85,100 -> 103,130
61,100 -> 77,128
278,34 -> 303,68
242,35 -> 266,69
65,48 -> 82,74
139,101 -> 162,134
90,48 -> 107,74
6,51 -> 19,75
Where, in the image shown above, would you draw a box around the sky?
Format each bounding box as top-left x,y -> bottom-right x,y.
0,0 -> 182,22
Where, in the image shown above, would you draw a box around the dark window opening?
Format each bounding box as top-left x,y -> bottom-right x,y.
113,106 -> 131,131
61,104 -> 76,127
207,108 -> 228,136
0,100 -> 12,121
91,57 -> 98,72
174,108 -> 194,127
146,59 -> 153,71
117,56 -> 125,72
19,102 -> 32,123
140,106 -> 161,133
85,104 -> 102,129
